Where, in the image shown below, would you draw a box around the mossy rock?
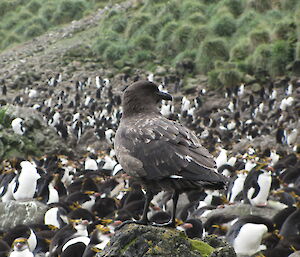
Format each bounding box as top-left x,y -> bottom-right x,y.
96,224 -> 236,257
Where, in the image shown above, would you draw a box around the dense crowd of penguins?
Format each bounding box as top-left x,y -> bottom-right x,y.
0,72 -> 299,257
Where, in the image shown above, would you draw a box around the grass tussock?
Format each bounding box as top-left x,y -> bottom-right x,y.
1,0 -> 300,88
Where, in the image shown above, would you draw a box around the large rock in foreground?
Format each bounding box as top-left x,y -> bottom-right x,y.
0,200 -> 48,230
97,224 -> 236,257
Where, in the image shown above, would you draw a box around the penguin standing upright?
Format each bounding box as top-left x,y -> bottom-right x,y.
12,161 -> 40,201
243,168 -> 272,206
11,118 -> 25,135
227,171 -> 247,203
0,172 -> 16,202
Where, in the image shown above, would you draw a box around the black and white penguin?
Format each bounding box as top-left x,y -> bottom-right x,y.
178,219 -> 204,239
44,205 -> 69,229
279,208 -> 300,238
0,171 -> 16,202
12,161 -> 40,201
11,118 -> 25,135
65,191 -> 99,212
9,238 -> 34,257
243,168 -> 272,206
227,171 -> 247,203
48,218 -> 90,257
36,173 -> 61,204
60,235 -> 90,257
204,214 -> 238,236
272,206 -> 297,231
226,215 -> 274,256
2,225 -> 37,253
82,224 -> 113,257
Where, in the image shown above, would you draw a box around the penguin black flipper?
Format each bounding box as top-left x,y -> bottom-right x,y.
242,170 -> 261,204
13,174 -> 20,194
0,173 -> 15,197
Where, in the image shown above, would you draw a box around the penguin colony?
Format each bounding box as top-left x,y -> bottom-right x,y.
0,72 -> 299,257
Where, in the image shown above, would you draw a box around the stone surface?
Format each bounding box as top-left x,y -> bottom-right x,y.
0,200 -> 48,230
199,203 -> 279,223
96,224 -> 236,257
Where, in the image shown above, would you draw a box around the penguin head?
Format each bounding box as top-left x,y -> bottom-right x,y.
12,238 -> 30,252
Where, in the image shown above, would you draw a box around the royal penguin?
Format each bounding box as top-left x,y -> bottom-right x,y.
243,168 -> 272,206
11,118 -> 25,135
2,225 -> 37,253
12,161 -> 40,201
226,215 -> 274,256
227,171 -> 247,203
9,238 -> 33,257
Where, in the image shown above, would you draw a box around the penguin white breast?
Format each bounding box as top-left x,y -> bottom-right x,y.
62,236 -> 90,252
9,249 -> 34,257
250,173 -> 272,206
84,159 -> 98,171
47,184 -> 59,204
229,174 -> 246,203
233,223 -> 268,256
44,207 -> 60,228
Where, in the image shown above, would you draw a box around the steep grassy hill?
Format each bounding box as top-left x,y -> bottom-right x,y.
1,0 -> 300,88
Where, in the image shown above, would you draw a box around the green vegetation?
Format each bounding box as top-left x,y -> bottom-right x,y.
1,0 -> 300,88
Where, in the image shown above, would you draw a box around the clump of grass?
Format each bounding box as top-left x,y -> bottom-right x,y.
187,13 -> 206,24
104,43 -> 127,62
280,0 -> 298,10
249,43 -> 272,75
218,68 -> 242,87
208,69 -> 223,89
2,33 -> 20,49
40,3 -> 56,22
196,38 -> 229,74
52,0 -> 87,25
188,25 -> 209,48
248,0 -> 272,13
230,38 -> 251,61
132,34 -> 155,50
180,1 -> 205,16
111,16 -> 127,33
143,21 -> 163,38
226,0 -> 245,17
273,20 -> 296,41
158,21 -> 179,42
270,40 -> 294,76
295,42 -> 300,59
24,24 -> 44,38
27,0 -> 42,14
92,39 -> 110,55
172,24 -> 194,52
0,108 -> 10,128
236,10 -> 259,35
133,50 -> 154,64
126,13 -> 151,37
18,11 -> 32,20
249,28 -> 270,47
212,15 -> 236,37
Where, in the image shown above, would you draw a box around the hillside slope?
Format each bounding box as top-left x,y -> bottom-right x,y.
1,0 -> 300,89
